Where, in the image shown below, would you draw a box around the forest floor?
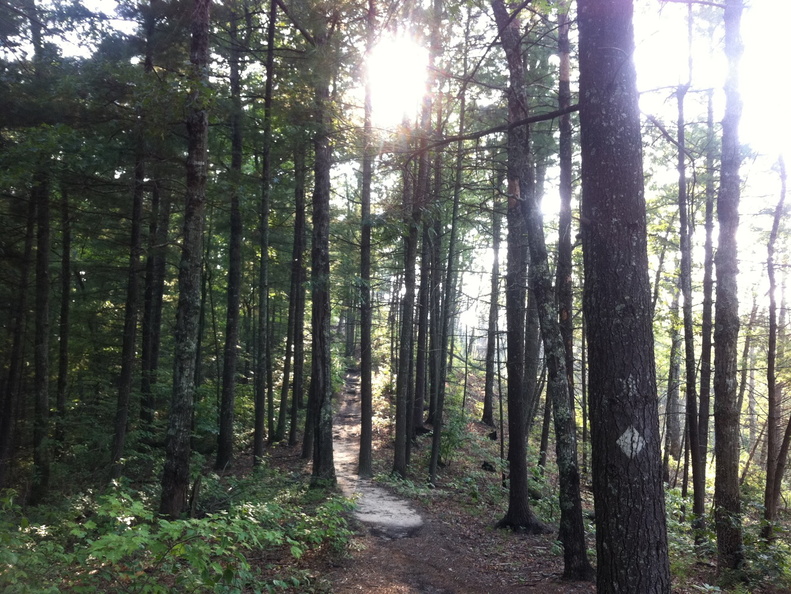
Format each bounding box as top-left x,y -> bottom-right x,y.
258,369 -> 784,594
263,370 -> 600,593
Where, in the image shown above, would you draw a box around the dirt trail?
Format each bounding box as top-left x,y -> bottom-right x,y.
325,371 -> 596,594
333,371 -> 424,539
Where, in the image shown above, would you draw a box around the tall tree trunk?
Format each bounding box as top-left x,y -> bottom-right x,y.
578,0 -> 671,589
556,0 -> 574,411
159,0 -> 210,518
676,85 -> 706,536
698,90 -> 716,461
713,0 -> 745,572
31,167 -> 51,505
26,0 -> 50,506
56,183 -> 70,444
138,0 -> 166,430
290,139 -> 307,447
110,127 -> 146,479
140,184 -> 170,425
428,86 -> 466,485
216,4 -> 247,469
413,224 -> 431,435
0,197 -> 36,490
393,157 -> 418,478
309,21 -> 335,487
762,156 -> 786,539
254,0 -> 276,464
490,0 -> 545,536
482,197 -> 502,427
666,288 -> 682,461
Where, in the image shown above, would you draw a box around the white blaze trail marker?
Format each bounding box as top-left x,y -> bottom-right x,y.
616,426 -> 646,458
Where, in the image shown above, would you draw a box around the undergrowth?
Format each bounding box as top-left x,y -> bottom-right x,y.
0,465 -> 353,593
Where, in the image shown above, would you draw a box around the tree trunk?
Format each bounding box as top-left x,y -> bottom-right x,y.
578,0 -> 671,589
254,0 -> 276,464
55,183 -> 70,444
762,156 -> 786,539
393,157 -> 418,478
31,167 -> 51,505
482,198 -> 501,427
159,0 -> 210,518
556,0 -> 574,413
290,138 -> 307,447
110,127 -> 146,479
140,184 -> 170,425
698,90 -> 716,461
413,224 -> 431,435
490,0 -> 546,535
666,289 -> 682,461
358,0 -> 376,477
216,4 -> 248,470
0,197 -> 36,490
676,85 -> 706,536
713,0 -> 745,572
309,21 -> 335,487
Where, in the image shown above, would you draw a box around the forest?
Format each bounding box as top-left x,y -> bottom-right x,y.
0,0 -> 789,592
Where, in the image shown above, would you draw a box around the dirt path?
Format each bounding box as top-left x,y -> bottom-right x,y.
325,371 -> 596,594
333,372 -> 424,539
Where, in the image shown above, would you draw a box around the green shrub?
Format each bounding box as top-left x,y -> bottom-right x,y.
0,472 -> 353,593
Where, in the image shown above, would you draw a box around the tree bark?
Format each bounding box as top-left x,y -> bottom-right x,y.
393,156 -> 418,478
31,167 -> 50,505
216,3 -> 248,469
110,126 -> 146,479
254,0 -> 276,464
140,184 -> 170,425
698,90 -> 716,461
357,0 -> 376,477
482,198 -> 502,427
762,156 -> 786,539
713,0 -> 745,572
0,197 -> 36,490
159,0 -> 210,518
55,183 -> 70,444
289,138 -> 307,447
309,20 -> 335,487
490,0 -> 546,536
578,0 -> 671,589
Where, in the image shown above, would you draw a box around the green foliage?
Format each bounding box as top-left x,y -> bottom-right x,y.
0,471 -> 353,593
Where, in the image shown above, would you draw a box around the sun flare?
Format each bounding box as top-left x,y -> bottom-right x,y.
366,35 -> 429,128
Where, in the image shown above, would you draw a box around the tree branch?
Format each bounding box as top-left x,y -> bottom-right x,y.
273,0 -> 315,46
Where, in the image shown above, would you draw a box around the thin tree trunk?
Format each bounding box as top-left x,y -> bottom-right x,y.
159,0 -> 210,518
413,224 -> 431,435
31,167 -> 51,505
393,156 -> 418,478
140,184 -> 170,425
762,155 -> 786,539
290,139 -> 307,447
675,85 -> 706,539
110,127 -> 146,479
428,18 -> 469,482
254,0 -> 276,464
490,0 -> 546,536
358,1 -> 375,475
482,198 -> 501,427
713,0 -> 745,571
56,183 -> 70,444
0,197 -> 36,490
309,20 -> 335,487
698,90 -> 716,460
216,4 -> 247,469
556,0 -> 575,411
666,288 -> 682,461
